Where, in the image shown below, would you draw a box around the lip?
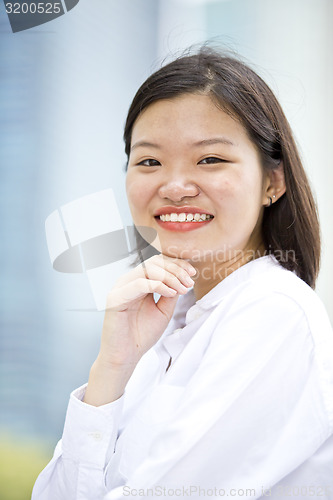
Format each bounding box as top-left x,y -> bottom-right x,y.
154,205 -> 214,217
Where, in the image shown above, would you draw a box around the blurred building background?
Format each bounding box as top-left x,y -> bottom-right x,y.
0,0 -> 332,498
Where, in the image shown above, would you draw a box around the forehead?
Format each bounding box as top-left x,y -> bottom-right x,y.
130,94 -> 252,148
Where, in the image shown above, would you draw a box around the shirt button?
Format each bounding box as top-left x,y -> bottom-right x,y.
186,307 -> 202,323
88,431 -> 103,441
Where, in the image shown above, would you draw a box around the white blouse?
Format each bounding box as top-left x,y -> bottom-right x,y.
32,256 -> 333,500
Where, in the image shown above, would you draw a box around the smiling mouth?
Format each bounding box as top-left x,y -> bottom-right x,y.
155,212 -> 214,223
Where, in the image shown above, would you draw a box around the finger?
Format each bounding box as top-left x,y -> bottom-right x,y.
151,254 -> 197,276
106,278 -> 178,311
140,256 -> 196,285
153,261 -> 196,287
155,293 -> 180,321
115,255 -> 195,287
135,264 -> 193,293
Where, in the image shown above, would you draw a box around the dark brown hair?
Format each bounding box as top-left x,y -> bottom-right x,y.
123,47 -> 320,288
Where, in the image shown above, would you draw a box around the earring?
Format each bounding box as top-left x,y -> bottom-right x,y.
267,194 -> 277,207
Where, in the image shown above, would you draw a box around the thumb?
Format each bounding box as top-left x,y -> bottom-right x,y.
155,293 -> 179,322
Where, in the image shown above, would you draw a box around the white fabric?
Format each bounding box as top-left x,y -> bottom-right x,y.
32,256 -> 333,500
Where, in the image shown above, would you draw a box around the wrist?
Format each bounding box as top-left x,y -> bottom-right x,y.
83,356 -> 137,407
94,353 -> 138,375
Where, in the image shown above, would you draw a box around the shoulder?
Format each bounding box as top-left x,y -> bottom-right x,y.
221,256 -> 331,334
207,255 -> 333,379
207,256 -> 333,428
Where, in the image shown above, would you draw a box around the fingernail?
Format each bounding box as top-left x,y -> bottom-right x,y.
184,276 -> 195,286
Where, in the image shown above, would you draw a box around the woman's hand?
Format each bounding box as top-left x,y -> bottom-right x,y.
84,254 -> 196,406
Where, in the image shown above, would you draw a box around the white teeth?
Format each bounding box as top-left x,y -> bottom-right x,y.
159,212 -> 213,222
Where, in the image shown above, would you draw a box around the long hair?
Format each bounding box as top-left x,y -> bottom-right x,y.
123,47 -> 320,288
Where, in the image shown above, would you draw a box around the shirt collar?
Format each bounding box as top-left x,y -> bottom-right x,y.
183,255 -> 279,324
194,255 -> 277,309
161,255 -> 279,359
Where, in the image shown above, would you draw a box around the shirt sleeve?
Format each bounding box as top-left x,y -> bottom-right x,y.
31,384 -> 124,500
104,291 -> 333,499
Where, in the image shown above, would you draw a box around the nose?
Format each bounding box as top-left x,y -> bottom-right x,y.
158,177 -> 200,202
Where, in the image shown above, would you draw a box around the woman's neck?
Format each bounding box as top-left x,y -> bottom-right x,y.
192,241 -> 266,301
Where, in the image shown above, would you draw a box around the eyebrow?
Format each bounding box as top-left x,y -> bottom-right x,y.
193,137 -> 236,147
130,137 -> 236,151
130,141 -> 162,151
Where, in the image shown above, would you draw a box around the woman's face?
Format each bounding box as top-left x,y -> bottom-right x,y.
126,94 -> 270,263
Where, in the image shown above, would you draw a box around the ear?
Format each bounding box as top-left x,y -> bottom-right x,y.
262,161 -> 286,207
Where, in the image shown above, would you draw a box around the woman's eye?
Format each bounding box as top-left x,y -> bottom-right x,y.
137,159 -> 161,167
199,157 -> 226,165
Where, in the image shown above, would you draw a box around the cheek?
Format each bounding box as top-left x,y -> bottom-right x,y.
231,166 -> 263,200
126,175 -> 153,220
214,170 -> 263,221
210,173 -> 241,205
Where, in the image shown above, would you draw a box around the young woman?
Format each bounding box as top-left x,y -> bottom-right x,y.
33,48 -> 333,500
